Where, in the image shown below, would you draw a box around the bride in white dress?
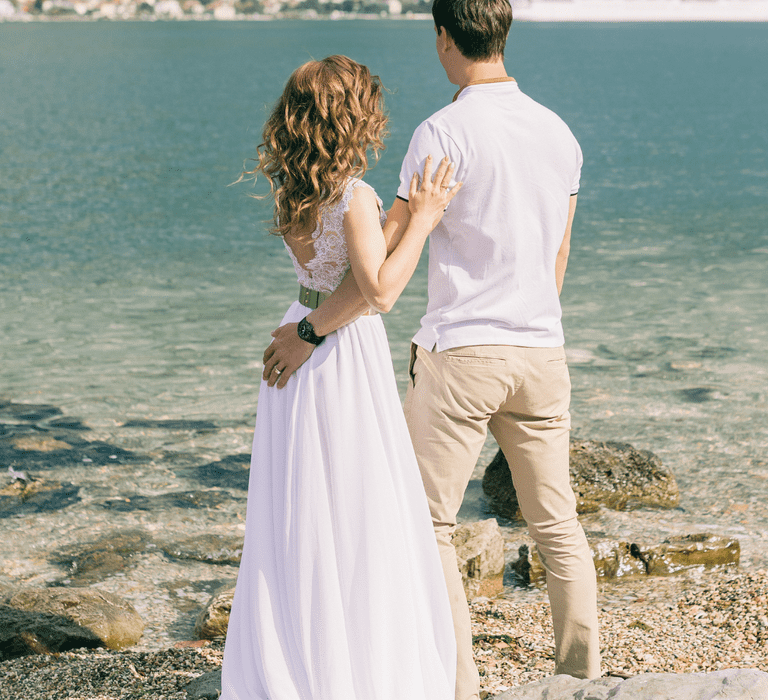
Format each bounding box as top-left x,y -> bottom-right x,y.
220,56 -> 462,700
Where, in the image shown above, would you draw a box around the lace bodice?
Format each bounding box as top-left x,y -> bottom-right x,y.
283,179 -> 386,294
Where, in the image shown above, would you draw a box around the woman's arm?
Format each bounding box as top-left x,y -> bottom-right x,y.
345,156 -> 459,313
262,156 -> 459,388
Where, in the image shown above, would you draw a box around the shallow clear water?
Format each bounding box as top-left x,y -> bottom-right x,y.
1,21 -> 767,642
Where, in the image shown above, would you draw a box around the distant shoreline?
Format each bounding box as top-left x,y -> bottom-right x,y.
4,1 -> 768,23
512,0 -> 768,22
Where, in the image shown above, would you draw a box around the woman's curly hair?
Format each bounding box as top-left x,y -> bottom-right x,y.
246,55 -> 388,238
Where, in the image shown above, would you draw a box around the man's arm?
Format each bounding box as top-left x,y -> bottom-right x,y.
556,194 -> 577,295
262,270 -> 369,388
262,197 -> 415,389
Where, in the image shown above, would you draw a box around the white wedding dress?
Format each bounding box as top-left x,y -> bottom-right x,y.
220,179 -> 456,700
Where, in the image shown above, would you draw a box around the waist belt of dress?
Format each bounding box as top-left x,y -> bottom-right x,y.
299,285 -> 329,309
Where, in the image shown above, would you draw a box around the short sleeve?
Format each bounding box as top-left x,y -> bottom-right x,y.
571,138 -> 583,196
397,121 -> 462,201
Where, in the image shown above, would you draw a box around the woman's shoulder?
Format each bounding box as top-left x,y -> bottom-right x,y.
341,177 -> 382,211
344,177 -> 378,196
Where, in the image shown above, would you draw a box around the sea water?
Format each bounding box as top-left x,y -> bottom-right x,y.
1,21 -> 767,638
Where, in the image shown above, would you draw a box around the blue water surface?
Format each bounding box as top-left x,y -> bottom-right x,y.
1,21 -> 767,523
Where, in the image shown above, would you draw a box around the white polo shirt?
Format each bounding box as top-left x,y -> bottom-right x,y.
397,81 -> 582,352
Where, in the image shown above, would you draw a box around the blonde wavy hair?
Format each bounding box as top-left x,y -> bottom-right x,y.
245,55 -> 388,238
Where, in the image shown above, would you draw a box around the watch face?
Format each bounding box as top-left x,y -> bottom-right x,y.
298,318 -> 322,345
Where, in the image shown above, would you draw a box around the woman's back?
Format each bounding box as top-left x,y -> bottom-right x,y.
282,179 -> 386,295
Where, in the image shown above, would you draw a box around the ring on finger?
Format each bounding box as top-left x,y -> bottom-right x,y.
274,368 -> 283,375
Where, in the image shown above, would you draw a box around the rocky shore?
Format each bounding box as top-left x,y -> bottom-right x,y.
2,399 -> 768,697
1,568 -> 767,698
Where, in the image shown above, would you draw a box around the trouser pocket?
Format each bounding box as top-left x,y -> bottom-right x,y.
408,342 -> 418,386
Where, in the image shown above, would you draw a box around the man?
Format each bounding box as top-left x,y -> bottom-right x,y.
263,1 -> 600,697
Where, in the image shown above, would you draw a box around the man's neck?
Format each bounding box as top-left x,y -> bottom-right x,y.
455,59 -> 508,89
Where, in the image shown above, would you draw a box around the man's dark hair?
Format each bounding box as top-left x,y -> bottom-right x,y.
432,0 -> 513,61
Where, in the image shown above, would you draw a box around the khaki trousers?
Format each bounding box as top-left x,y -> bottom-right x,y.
404,344 -> 600,700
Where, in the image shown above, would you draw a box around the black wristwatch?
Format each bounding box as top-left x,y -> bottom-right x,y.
297,317 -> 325,346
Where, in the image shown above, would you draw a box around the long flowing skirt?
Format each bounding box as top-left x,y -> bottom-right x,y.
220,302 -> 456,700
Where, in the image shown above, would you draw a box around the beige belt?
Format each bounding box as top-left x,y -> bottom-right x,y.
299,285 -> 329,309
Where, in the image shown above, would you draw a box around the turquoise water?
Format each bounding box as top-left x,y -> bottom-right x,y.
1,21 -> 768,566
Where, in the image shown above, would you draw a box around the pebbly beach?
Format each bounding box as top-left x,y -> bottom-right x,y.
2,398 -> 768,698
1,569 -> 767,698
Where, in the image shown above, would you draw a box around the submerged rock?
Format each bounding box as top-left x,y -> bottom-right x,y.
0,475 -> 80,519
8,435 -> 73,452
454,519 -> 506,600
161,534 -> 244,565
195,586 -> 235,640
99,490 -> 232,512
122,419 -> 218,432
482,440 -> 679,521
0,401 -> 63,423
52,530 -> 153,584
192,454 -> 251,490
494,669 -> 768,699
511,533 -> 739,587
0,402 -> 146,471
0,588 -> 144,659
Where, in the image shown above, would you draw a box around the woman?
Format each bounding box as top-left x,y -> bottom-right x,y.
220,55 -> 461,700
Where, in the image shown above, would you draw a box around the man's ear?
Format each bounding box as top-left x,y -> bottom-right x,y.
436,26 -> 454,52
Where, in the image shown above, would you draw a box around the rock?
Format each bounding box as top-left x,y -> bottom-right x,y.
453,519 -> 505,600
494,668 -> 768,699
0,475 -> 80,518
482,440 -> 679,521
195,586 -> 235,640
52,530 -> 153,584
0,587 -> 144,659
511,533 -> 739,587
635,533 -> 740,575
161,534 -> 244,565
591,540 -> 647,580
186,670 -> 222,699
